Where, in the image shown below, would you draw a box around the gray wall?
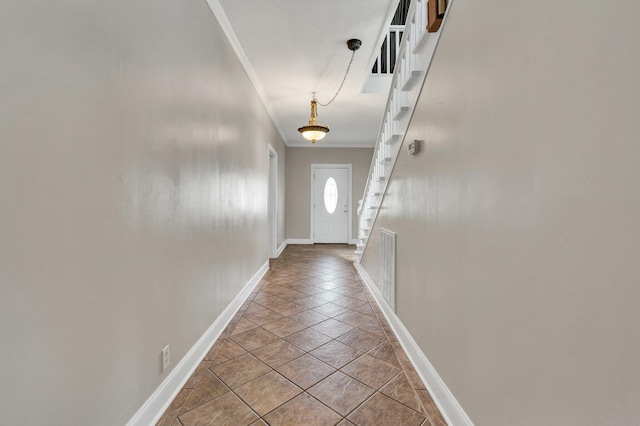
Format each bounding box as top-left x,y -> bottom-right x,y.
0,1 -> 285,425
361,0 -> 640,424
286,148 -> 373,241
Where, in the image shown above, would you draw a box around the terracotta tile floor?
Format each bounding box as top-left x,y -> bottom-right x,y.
157,244 -> 447,426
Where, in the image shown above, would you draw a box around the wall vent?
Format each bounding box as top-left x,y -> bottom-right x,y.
380,228 -> 396,312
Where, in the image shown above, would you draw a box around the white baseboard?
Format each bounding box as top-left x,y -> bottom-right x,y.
126,261 -> 269,426
287,239 -> 312,245
275,241 -> 287,257
287,239 -> 359,245
349,238 -> 360,245
354,261 -> 474,426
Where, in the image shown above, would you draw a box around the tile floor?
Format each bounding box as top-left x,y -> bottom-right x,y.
157,244 -> 447,426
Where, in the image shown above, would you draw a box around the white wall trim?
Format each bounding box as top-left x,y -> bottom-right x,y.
287,239 -> 312,245
203,0 -> 289,145
126,261 -> 269,426
354,261 -> 474,426
268,144 -> 278,258
275,240 -> 287,257
349,238 -> 360,245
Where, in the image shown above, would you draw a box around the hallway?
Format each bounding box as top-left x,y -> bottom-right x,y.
157,245 -> 446,425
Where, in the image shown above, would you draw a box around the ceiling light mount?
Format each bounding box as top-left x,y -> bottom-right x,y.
346,38 -> 362,51
298,38 -> 363,144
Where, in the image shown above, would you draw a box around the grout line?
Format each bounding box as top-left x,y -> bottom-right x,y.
164,246 -> 427,424
378,371 -> 428,415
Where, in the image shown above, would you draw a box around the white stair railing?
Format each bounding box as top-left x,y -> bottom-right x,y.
371,25 -> 405,75
355,0 -> 448,259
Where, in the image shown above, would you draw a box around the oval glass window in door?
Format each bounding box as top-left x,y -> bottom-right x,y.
323,177 -> 338,214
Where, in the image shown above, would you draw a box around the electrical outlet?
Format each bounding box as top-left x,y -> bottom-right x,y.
161,345 -> 170,372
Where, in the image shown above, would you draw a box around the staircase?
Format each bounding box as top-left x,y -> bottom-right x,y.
371,25 -> 404,76
355,0 -> 448,260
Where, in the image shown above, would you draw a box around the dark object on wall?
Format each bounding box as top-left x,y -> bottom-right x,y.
408,140 -> 420,156
427,0 -> 447,32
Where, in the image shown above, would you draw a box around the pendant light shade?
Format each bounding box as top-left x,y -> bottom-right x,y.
297,39 -> 361,144
298,98 -> 329,143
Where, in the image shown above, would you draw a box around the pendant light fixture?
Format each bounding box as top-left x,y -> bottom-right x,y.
298,39 -> 362,144
298,96 -> 329,143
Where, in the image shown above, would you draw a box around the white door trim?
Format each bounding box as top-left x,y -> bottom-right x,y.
268,144 -> 278,258
310,163 -> 352,244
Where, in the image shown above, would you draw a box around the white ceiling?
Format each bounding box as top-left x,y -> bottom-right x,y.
215,0 -> 399,148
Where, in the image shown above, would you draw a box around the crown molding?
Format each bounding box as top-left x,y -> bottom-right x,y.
204,0 -> 290,146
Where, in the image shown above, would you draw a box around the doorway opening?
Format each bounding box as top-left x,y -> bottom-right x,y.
310,164 -> 352,244
268,145 -> 278,258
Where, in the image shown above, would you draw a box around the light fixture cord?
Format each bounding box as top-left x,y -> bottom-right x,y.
316,49 -> 356,107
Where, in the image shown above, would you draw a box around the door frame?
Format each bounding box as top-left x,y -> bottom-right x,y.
310,163 -> 352,244
268,144 -> 278,258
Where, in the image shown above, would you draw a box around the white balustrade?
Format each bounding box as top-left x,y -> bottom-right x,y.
371,25 -> 405,75
356,0 -> 447,260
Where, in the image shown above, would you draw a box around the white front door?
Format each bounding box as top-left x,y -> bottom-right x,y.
313,167 -> 349,243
